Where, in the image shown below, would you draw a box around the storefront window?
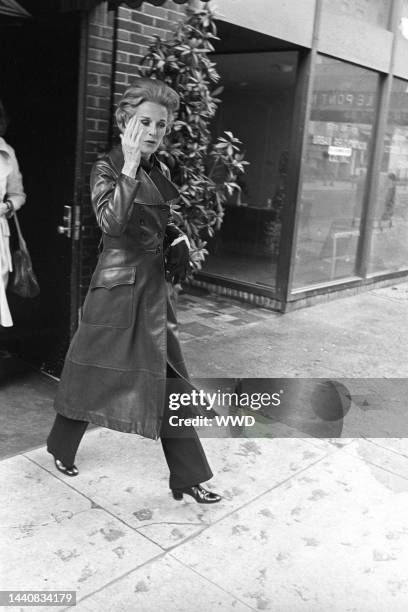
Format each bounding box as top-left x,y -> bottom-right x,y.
292,55 -> 379,289
368,78 -> 408,274
201,51 -> 298,289
323,0 -> 391,28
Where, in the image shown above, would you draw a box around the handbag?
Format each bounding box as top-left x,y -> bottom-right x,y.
9,213 -> 40,298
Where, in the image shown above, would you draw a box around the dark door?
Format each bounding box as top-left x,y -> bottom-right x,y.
0,9 -> 83,376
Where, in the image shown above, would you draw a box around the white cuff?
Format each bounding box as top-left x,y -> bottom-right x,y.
170,235 -> 190,250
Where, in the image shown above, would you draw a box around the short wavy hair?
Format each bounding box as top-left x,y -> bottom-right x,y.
115,77 -> 180,134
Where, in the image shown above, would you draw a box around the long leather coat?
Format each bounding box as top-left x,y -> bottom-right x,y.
54,146 -> 201,440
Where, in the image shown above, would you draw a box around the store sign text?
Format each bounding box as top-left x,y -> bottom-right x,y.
328,146 -> 352,157
313,135 -> 367,150
313,92 -> 375,109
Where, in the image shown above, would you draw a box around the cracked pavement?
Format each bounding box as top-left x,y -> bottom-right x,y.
1,282 -> 408,610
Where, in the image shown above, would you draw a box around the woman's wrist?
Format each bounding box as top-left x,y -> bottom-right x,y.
122,162 -> 139,178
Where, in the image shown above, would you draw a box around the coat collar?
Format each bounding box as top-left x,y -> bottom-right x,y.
107,145 -> 180,205
0,137 -> 9,153
108,144 -> 160,174
0,137 -> 12,179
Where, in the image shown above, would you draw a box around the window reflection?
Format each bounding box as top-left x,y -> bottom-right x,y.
293,55 -> 379,289
368,78 -> 408,273
202,52 -> 298,288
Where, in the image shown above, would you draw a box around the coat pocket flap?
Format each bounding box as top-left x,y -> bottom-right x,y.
90,266 -> 136,290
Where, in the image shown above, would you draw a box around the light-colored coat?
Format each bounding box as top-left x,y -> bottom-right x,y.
0,137 -> 25,327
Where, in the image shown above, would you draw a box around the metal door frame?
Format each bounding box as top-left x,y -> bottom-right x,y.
69,9 -> 89,338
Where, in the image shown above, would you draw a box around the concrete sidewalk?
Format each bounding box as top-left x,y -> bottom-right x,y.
1,282 -> 408,611
178,282 -> 408,378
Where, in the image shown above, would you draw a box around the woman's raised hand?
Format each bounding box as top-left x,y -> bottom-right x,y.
121,114 -> 144,178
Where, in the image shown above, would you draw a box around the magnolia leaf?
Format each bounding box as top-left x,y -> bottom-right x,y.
138,5 -> 248,272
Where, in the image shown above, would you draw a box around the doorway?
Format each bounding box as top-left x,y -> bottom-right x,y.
200,21 -> 300,295
0,8 -> 82,377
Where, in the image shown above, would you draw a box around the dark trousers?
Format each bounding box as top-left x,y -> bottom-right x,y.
46,371 -> 213,490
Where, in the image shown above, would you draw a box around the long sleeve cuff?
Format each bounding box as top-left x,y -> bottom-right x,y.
170,235 -> 190,250
4,200 -> 15,219
91,161 -> 141,236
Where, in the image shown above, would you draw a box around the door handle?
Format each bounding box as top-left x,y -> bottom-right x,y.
72,205 -> 81,241
57,205 -> 72,238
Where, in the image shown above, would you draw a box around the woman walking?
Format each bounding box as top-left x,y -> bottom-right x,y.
0,100 -> 26,332
46,78 -> 221,504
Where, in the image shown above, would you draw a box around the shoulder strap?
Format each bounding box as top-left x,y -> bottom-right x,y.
13,213 -> 28,252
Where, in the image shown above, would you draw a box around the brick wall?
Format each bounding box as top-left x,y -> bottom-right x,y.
79,0 -> 185,303
80,2 -> 115,300
114,1 -> 184,99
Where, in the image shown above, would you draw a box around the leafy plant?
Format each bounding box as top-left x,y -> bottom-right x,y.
138,5 -> 248,271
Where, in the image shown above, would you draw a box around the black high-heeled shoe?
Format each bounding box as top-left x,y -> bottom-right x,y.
172,484 -> 222,504
54,457 -> 79,477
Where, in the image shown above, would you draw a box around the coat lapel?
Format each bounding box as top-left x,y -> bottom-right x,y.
108,145 -> 180,206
